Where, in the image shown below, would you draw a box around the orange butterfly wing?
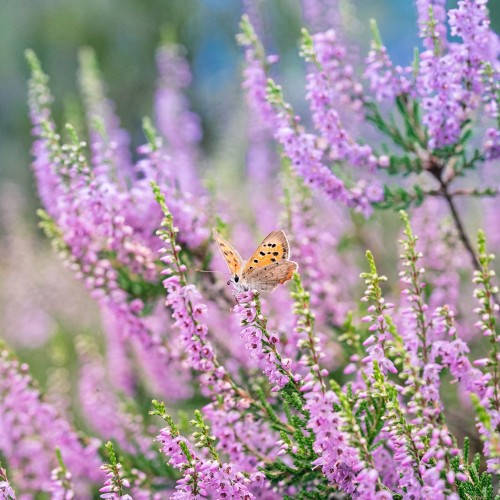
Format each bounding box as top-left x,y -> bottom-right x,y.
244,260 -> 298,293
242,230 -> 290,277
213,229 -> 243,276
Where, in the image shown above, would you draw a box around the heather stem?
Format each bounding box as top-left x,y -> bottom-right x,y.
252,293 -> 304,395
291,273 -> 326,392
103,442 -> 126,497
442,187 -> 481,272
474,232 -> 500,414
191,410 -> 220,462
400,211 -> 430,365
433,172 -> 481,272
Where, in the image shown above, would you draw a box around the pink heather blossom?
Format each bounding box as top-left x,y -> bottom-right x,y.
359,260 -> 398,379
241,52 -> 276,128
240,33 -> 377,216
154,44 -> 204,196
99,463 -> 133,499
50,465 -> 75,500
306,30 -> 373,166
162,275 -> 218,380
0,468 -> 16,500
415,0 -> 500,149
416,49 -> 469,149
156,427 -> 256,499
364,42 -> 411,103
286,188 -> 354,333
78,48 -> 133,188
484,127 -> 500,160
416,0 -> 448,51
0,349 -> 101,495
448,0 -> 500,68
303,387 -> 367,495
300,0 -> 342,33
76,339 -> 154,457
234,292 -> 291,390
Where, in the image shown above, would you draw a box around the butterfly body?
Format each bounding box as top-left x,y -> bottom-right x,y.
213,229 -> 298,293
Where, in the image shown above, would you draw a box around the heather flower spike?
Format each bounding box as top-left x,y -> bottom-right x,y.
152,401 -> 256,498
50,449 -> 75,500
99,442 -> 133,499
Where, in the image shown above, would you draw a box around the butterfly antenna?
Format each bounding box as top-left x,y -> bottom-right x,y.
195,269 -> 223,274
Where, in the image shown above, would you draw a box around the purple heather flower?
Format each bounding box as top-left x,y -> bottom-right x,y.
0,348 -> 101,495
416,0 -> 448,51
303,388 -> 371,496
50,466 -> 75,500
300,0 -> 342,33
416,0 -> 500,149
364,41 -> 411,102
448,0 -> 500,66
286,187 -> 355,336
242,54 -> 276,128
0,468 -> 16,500
240,33 -> 378,216
410,200 -> 466,320
203,403 -> 280,476
416,49 -> 468,149
157,428 -> 257,499
306,30 -> 375,169
484,127 -> 500,160
235,292 -> 291,390
78,48 -> 132,188
76,339 -> 154,457
99,463 -> 133,499
155,44 -> 204,196
163,276 -> 219,381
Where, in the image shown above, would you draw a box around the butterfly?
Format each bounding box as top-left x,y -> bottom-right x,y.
213,228 -> 298,293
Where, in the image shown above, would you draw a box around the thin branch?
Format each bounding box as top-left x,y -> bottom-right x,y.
428,163 -> 481,271
426,187 -> 499,198
443,190 -> 481,271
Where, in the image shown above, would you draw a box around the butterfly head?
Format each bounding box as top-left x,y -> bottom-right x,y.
227,273 -> 249,292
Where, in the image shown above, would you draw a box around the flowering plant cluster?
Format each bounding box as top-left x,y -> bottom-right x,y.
1,0 -> 500,498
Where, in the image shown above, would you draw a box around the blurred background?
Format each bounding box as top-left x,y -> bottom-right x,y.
0,0 -> 499,383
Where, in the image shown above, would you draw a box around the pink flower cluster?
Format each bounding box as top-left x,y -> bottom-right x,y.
0,348 -> 101,496
156,427 -> 257,499
235,291 -> 291,390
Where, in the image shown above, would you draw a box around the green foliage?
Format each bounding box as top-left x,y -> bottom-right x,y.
143,117 -> 161,152
369,19 -> 383,50
456,447 -> 499,500
105,441 -> 118,467
37,209 -> 68,254
191,410 -> 219,461
151,180 -> 173,226
299,28 -> 314,62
